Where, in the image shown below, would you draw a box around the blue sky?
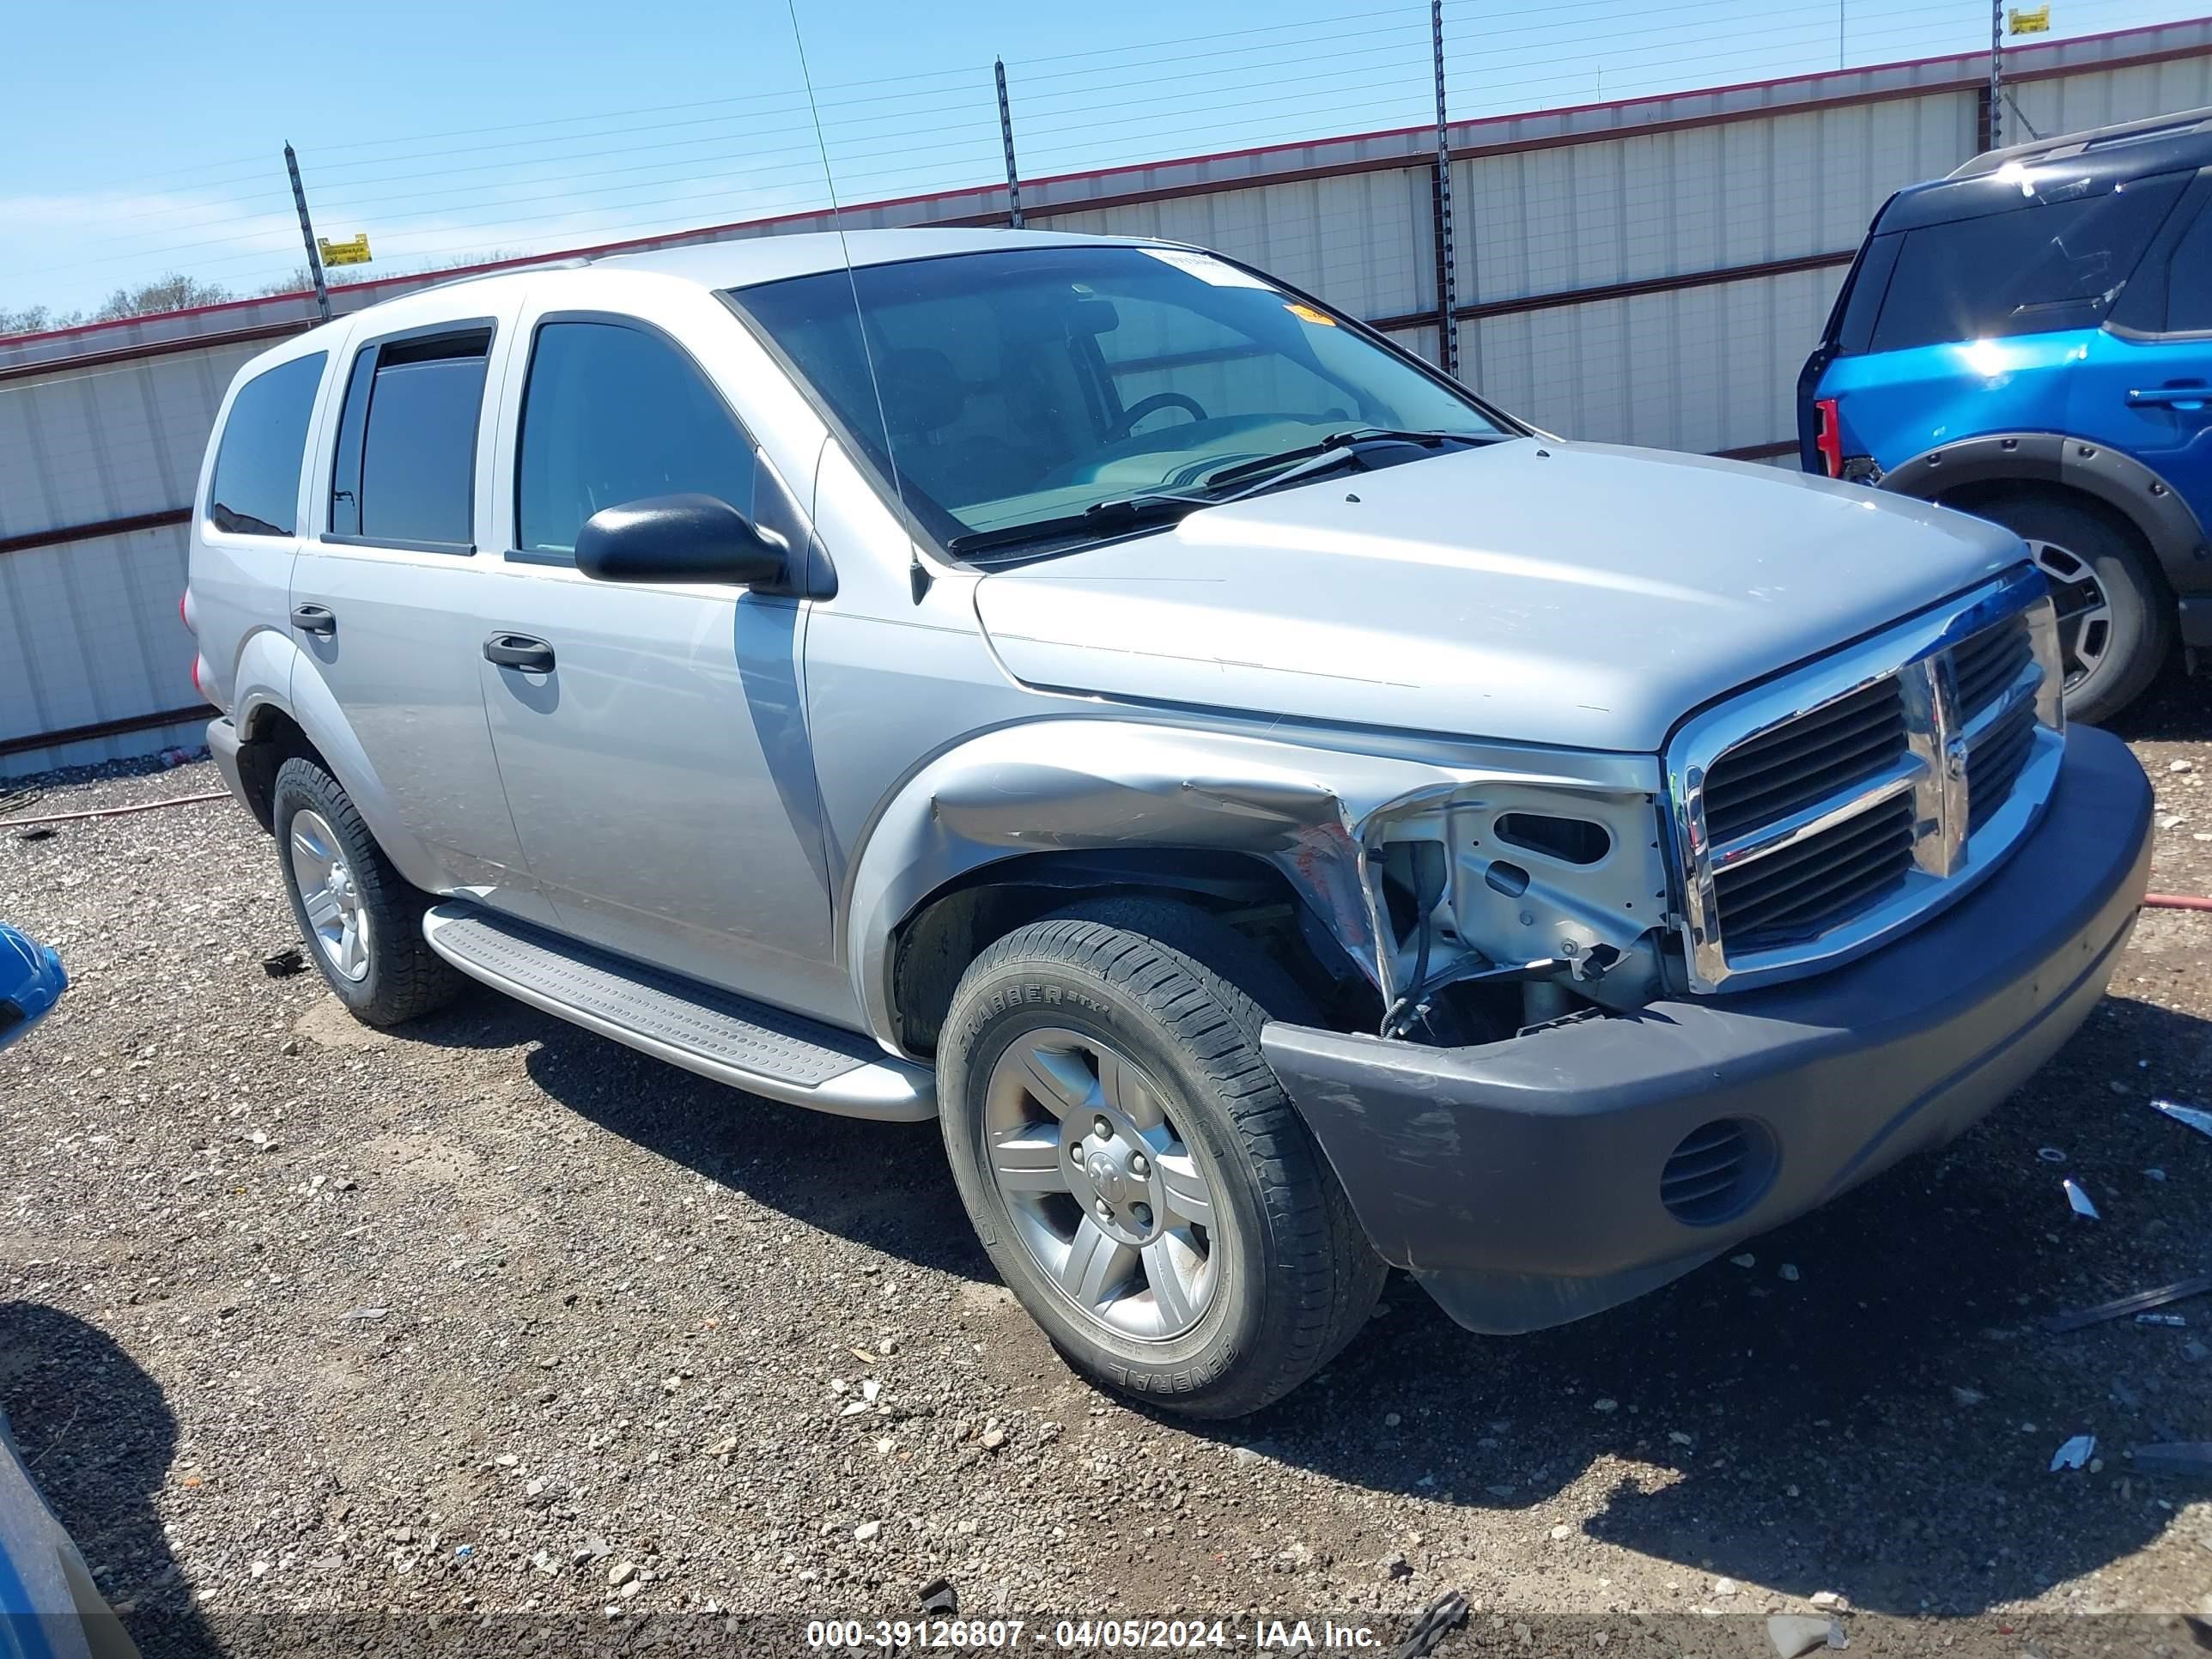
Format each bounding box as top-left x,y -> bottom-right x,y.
0,0 -> 2191,318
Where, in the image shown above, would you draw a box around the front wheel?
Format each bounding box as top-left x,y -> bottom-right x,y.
937,902 -> 1383,1418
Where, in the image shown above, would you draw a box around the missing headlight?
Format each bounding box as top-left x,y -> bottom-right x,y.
1494,812 -> 1611,866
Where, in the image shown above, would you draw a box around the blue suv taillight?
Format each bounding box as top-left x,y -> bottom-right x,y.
1813,398 -> 1844,479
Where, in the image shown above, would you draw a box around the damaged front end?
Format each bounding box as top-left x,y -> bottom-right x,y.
1354,769 -> 1678,1043
1261,725 -> 2151,1338
857,719 -> 1676,1054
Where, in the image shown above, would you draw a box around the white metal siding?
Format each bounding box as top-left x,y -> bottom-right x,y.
1045,167 -> 1438,322
2010,54 -> 2212,136
0,525 -> 195,767
1456,93 -> 1976,307
1464,266 -> 1846,452
3,21 -> 2209,777
0,344 -> 259,540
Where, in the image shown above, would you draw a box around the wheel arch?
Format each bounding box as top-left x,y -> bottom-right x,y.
841,720 -> 1474,1056
229,644 -> 447,891
1880,431 -> 2209,586
886,848 -> 1363,1057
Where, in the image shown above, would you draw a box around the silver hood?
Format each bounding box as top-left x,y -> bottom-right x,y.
972,439 -> 2030,753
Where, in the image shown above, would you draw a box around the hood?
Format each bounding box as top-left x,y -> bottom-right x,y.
973,439 -> 2027,752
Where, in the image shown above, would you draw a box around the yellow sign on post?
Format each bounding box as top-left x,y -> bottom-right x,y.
2008,6 -> 2051,33
318,233 -> 373,268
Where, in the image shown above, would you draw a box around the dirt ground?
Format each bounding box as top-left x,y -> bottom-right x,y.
0,663 -> 2208,1659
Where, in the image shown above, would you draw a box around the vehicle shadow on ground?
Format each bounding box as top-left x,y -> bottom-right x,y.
2104,651 -> 2207,744
1206,991 -> 2212,1615
0,1302 -> 216,1658
401,1000 -> 994,1285
392,916 -> 2211,1616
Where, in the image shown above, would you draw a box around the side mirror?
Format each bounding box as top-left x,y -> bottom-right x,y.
574,493 -> 788,586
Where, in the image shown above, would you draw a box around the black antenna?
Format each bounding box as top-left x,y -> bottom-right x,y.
785,0 -> 930,603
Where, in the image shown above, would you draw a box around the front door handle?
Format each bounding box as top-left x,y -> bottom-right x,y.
290,603 -> 337,637
483,634 -> 556,672
2127,381 -> 2209,409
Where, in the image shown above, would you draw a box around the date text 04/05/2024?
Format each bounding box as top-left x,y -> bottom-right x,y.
801,1619 -> 1385,1650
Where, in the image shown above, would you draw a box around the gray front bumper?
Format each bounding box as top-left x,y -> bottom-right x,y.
1261,724 -> 2152,1336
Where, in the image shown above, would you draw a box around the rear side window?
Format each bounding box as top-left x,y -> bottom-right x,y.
514,321 -> 754,556
1869,177 -> 2187,353
330,329 -> 491,550
207,353 -> 325,536
2166,207 -> 2212,333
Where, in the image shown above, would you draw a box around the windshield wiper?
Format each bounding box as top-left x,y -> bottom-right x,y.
1199,427 -> 1492,493
944,491 -> 1212,556
945,428 -> 1495,559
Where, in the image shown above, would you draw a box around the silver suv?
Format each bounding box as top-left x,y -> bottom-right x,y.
187,228 -> 2152,1417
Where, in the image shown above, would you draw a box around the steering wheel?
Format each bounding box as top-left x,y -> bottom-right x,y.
1112,392 -> 1208,440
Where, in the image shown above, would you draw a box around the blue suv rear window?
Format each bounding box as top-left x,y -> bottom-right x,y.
1866,176 -> 2187,353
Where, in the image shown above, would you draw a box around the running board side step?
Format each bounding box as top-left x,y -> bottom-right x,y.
422,903 -> 934,1122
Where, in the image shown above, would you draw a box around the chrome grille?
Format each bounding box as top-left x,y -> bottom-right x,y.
1665,568 -> 2063,994
1951,612 -> 2032,719
1700,678 -> 1907,843
1713,793 -> 1916,949
1966,696 -> 2038,834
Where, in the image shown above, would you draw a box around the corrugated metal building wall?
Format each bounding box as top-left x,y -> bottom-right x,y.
3,18 -> 2209,776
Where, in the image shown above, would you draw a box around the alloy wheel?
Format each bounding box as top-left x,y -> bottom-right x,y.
981,1026 -> 1223,1340
288,808 -> 372,982
2026,538 -> 2111,692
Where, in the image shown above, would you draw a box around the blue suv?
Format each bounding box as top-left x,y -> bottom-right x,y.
1800,106 -> 2212,721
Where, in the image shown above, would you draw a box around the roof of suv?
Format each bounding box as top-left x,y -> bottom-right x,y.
520,228 -> 1152,294
251,228 -> 1214,368
1949,103 -> 2212,179
1875,104 -> 2212,234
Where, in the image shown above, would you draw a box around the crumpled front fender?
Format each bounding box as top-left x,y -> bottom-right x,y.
842,719 -> 1664,1053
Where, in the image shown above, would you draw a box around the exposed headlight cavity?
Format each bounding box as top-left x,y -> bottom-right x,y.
1365,781 -> 1674,1018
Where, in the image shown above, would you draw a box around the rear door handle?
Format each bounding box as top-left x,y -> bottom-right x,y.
290,603 -> 337,637
483,634 -> 556,672
2127,381 -> 2209,409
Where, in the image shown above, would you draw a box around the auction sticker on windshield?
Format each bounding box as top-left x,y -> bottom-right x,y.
1140,247 -> 1277,289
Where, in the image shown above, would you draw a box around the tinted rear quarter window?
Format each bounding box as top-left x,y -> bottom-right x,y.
1869,177 -> 2186,353
207,353 -> 326,536
331,330 -> 491,548
2166,205 -> 2212,332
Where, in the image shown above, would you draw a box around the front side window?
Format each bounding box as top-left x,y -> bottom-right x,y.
207,352 -> 325,537
1869,177 -> 2188,354
730,246 -> 1509,556
331,330 -> 490,549
514,321 -> 755,557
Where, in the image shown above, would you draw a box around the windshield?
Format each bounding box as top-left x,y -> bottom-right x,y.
727,245 -> 1512,552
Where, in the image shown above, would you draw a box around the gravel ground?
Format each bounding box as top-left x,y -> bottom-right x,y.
1,668 -> 2209,1658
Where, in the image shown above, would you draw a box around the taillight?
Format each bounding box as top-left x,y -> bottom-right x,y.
1813,398 -> 1844,480
179,588 -> 197,635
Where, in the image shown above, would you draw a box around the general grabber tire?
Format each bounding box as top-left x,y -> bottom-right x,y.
937,897 -> 1385,1418
271,757 -> 465,1027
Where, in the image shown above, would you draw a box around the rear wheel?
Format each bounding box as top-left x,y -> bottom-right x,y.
936,900 -> 1384,1418
273,757 -> 465,1026
1969,492 -> 2170,724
